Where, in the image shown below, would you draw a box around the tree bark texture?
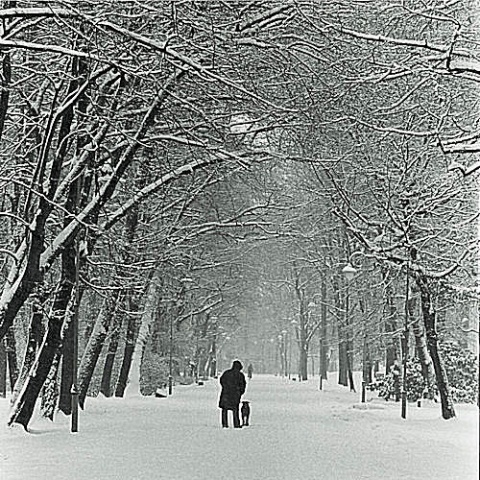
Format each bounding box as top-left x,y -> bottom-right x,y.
338,337 -> 348,387
115,299 -> 138,397
345,289 -> 355,392
332,275 -> 346,386
40,352 -> 61,421
58,173 -> 83,415
59,313 -> 75,414
78,290 -> 121,408
8,316 -> 63,429
8,279 -> 74,429
382,268 -> 400,374
0,338 -> 6,397
0,49 -> 11,143
130,269 -> 170,392
319,278 -> 328,381
347,339 -> 356,392
298,309 -> 308,381
299,344 -> 308,381
102,203 -> 139,396
5,326 -> 18,391
11,300 -> 44,406
408,295 -> 436,396
416,273 -> 456,419
385,294 -> 399,374
100,313 -> 123,397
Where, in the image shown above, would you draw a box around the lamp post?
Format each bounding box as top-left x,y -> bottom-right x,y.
269,338 -> 275,374
307,303 -> 316,381
342,262 -> 361,399
290,319 -> 298,380
401,266 -> 410,419
277,334 -> 282,376
210,316 -> 218,378
168,310 -> 173,395
71,235 -> 80,433
281,330 -> 288,377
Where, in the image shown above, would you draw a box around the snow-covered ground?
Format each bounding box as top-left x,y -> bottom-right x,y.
0,374 -> 478,480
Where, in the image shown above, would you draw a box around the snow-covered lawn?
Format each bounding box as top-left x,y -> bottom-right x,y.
0,374 -> 478,480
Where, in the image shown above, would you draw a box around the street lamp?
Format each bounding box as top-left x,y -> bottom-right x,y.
342,263 -> 357,282
401,269 -> 410,419
168,311 -> 174,395
342,261 -> 360,398
277,334 -> 282,376
290,319 -> 298,379
281,330 -> 288,377
71,235 -> 81,433
210,316 -> 218,378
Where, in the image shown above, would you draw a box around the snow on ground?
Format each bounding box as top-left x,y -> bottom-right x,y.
0,374 -> 478,480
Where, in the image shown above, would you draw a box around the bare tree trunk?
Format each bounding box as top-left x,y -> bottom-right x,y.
346,339 -> 356,392
8,274 -> 76,429
298,309 -> 308,381
383,268 -> 400,374
0,43 -> 11,142
363,337 -> 372,384
58,226 -> 79,414
101,200 -> 140,396
100,313 -> 123,397
299,344 -> 308,381
5,326 -> 18,392
78,291 -> 120,408
408,296 -> 435,397
124,268 -> 161,395
208,335 -> 217,378
333,275 -> 348,386
58,314 -> 75,414
11,294 -> 45,405
0,338 -> 6,397
416,273 -> 455,419
40,352 -> 61,420
345,289 -> 355,393
384,295 -> 399,374
115,298 -> 138,397
8,313 -> 64,429
319,278 -> 328,383
338,336 -> 348,386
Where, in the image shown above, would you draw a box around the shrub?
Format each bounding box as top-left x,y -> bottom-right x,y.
376,358 -> 426,402
374,342 -> 478,404
440,341 -> 478,404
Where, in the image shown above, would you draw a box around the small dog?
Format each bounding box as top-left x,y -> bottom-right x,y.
241,401 -> 251,427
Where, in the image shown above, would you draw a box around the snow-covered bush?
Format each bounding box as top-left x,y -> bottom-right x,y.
376,358 -> 425,402
440,341 -> 478,404
375,343 -> 478,404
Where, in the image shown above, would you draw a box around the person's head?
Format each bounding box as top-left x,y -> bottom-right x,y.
232,360 -> 243,371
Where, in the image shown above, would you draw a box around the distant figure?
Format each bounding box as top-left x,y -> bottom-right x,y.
247,363 -> 253,379
218,360 -> 246,428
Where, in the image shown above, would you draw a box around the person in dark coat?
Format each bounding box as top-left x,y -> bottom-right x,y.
218,360 -> 246,428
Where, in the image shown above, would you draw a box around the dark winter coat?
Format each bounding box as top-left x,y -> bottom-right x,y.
218,362 -> 246,410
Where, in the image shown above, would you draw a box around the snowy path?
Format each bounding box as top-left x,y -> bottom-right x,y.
0,374 -> 478,480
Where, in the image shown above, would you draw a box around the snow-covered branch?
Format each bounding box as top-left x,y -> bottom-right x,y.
0,7 -> 73,19
0,38 -> 115,66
